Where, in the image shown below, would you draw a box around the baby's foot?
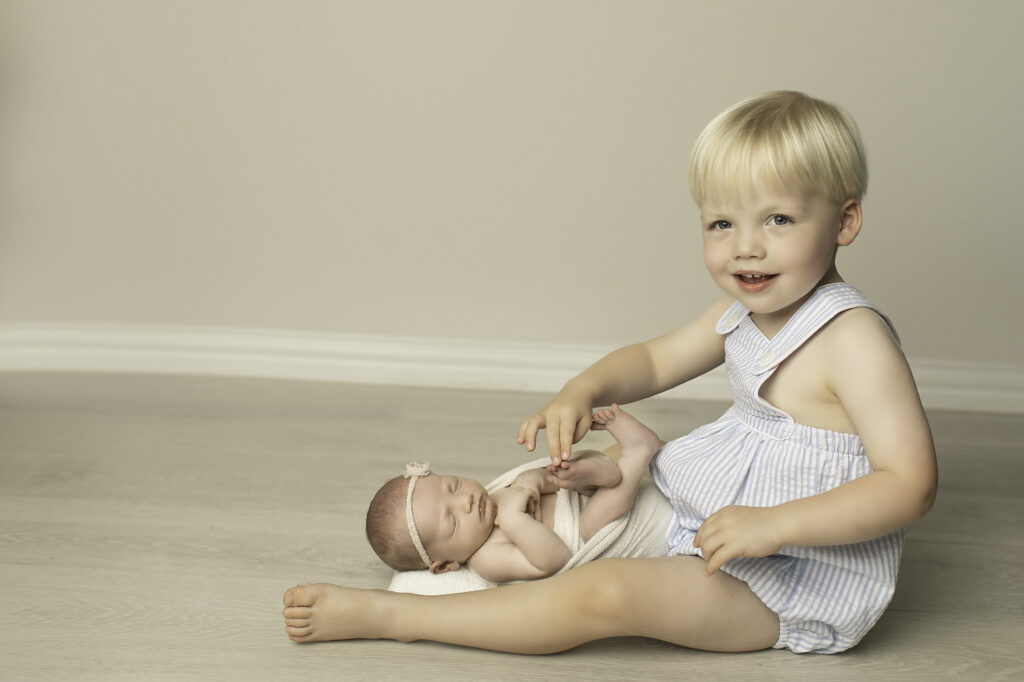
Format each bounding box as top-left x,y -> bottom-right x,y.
590,404 -> 662,467
283,583 -> 389,643
546,451 -> 623,494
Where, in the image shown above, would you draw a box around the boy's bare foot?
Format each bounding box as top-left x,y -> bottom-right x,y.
590,404 -> 662,468
546,451 -> 622,493
283,583 -> 390,643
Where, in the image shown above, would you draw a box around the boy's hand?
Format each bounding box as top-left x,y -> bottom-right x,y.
517,393 -> 593,464
495,486 -> 539,526
693,505 -> 784,575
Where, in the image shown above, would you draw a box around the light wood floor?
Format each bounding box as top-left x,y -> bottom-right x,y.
1,372 -> 1021,681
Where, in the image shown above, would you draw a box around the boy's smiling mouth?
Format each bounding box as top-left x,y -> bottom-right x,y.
734,272 -> 777,292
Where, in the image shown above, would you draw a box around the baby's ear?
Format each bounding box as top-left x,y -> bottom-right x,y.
429,559 -> 462,574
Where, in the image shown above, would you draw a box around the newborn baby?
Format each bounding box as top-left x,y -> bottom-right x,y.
365,405 -> 660,583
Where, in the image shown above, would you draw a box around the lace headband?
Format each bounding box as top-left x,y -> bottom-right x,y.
403,461 -> 432,568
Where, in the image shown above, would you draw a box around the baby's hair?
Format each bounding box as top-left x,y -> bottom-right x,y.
365,476 -> 427,571
689,90 -> 867,206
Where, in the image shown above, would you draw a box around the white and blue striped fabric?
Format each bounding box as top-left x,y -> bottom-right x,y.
650,283 -> 904,654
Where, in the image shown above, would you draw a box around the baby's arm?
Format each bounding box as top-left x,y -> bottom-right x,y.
510,467 -> 559,497
518,296 -> 732,463
469,486 -> 571,583
695,309 -> 938,574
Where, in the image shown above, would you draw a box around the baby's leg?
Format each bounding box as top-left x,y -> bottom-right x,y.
578,404 -> 661,541
545,450 -> 622,495
282,556 -> 778,653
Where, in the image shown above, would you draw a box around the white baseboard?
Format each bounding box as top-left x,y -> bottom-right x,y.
0,323 -> 1020,413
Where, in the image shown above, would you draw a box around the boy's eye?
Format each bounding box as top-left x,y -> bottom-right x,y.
709,220 -> 732,231
769,215 -> 791,226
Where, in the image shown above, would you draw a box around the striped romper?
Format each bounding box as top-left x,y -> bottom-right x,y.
650,283 -> 904,654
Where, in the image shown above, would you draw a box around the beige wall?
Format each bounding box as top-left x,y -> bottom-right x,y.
1,0 -> 1022,365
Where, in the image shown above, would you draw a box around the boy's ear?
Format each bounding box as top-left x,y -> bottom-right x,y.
429,559 -> 462,574
836,199 -> 862,246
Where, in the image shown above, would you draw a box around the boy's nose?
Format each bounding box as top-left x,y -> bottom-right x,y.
732,227 -> 766,259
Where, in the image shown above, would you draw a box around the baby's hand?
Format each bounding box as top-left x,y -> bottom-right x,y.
495,486 -> 539,527
693,505 -> 784,575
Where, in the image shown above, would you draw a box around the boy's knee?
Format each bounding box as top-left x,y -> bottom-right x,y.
567,560 -> 636,622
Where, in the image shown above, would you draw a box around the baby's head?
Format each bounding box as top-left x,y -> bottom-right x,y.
689,90 -> 867,208
366,462 -> 496,574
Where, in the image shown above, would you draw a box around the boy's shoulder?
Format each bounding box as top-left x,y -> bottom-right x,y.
813,305 -> 907,384
820,305 -> 900,350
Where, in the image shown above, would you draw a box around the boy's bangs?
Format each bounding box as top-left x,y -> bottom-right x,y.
690,133 -> 808,206
688,91 -> 867,207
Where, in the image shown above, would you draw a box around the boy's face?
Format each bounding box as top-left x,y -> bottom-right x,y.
411,473 -> 496,572
700,178 -> 859,334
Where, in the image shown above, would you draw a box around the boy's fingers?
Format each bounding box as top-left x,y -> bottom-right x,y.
558,418 -> 576,460
517,422 -> 531,448
516,419 -> 528,444
574,417 -> 591,444
518,417 -> 543,451
546,419 -> 562,463
704,546 -> 733,575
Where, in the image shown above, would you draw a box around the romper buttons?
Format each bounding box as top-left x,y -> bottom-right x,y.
758,351 -> 777,369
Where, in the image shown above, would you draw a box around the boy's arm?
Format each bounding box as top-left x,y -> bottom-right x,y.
469,487 -> 571,583
695,309 -> 938,574
519,296 -> 732,462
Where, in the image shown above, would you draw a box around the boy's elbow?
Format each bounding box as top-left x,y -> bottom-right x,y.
917,482 -> 937,518
907,472 -> 938,522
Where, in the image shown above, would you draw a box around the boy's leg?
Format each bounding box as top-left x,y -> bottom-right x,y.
283,556 -> 779,653
577,405 -> 661,541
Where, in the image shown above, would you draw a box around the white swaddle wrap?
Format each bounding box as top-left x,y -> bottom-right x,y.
388,457 -> 673,595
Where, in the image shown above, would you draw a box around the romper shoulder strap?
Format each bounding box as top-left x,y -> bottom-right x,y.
715,299 -> 749,335
750,283 -> 900,377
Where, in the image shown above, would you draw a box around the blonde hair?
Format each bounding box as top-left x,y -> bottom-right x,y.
689,91 -> 867,206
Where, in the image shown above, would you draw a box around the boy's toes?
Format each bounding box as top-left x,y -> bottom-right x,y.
283,584 -> 317,608
286,625 -> 313,640
283,606 -> 312,619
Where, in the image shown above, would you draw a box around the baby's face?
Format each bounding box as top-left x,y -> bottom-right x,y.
411,473 -> 496,566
